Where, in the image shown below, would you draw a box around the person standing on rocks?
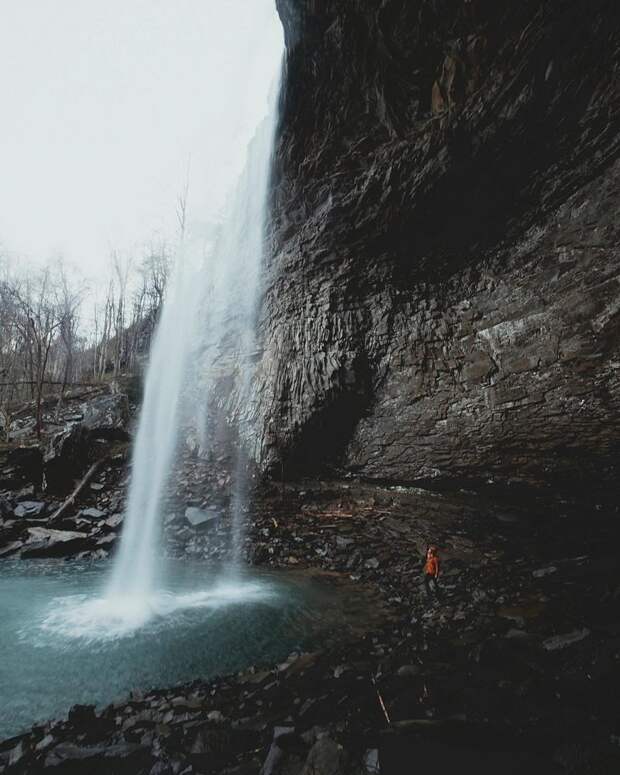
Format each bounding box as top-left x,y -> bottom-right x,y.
423,545 -> 441,597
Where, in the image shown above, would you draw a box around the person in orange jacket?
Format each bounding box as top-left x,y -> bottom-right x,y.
423,545 -> 440,596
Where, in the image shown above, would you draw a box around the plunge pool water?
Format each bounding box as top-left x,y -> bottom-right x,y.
0,559 -> 363,740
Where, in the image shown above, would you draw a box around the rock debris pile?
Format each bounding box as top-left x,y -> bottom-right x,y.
2,479 -> 619,773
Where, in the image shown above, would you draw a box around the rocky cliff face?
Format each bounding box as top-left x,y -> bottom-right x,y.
250,0 -> 620,494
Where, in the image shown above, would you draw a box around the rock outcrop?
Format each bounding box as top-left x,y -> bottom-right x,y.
248,0 -> 620,495
81,394 -> 130,440
44,424 -> 91,493
44,393 -> 130,493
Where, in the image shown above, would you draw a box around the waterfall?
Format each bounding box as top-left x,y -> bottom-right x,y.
107,25 -> 283,606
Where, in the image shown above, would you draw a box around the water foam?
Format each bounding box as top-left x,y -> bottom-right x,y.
38,580 -> 275,643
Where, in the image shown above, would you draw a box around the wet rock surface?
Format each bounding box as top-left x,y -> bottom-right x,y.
81,393 -> 130,440
0,388 -> 132,561
243,0 -> 620,497
2,479 -> 619,774
44,424 -> 92,493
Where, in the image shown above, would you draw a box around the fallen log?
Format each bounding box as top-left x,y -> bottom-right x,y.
0,380 -> 104,389
49,458 -> 108,523
10,386 -> 107,421
371,676 -> 392,726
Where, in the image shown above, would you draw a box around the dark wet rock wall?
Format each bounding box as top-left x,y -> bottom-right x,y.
247,0 -> 620,493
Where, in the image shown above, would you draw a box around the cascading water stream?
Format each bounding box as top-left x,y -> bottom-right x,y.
69,13 -> 286,635
106,77 -> 282,612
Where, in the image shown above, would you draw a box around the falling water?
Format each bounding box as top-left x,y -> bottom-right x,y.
104,28 -> 283,618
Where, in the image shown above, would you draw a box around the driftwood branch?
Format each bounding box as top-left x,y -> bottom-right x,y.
371,676 -> 392,725
49,458 -> 108,523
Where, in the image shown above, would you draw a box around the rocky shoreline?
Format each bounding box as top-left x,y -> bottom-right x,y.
1,470 -> 619,774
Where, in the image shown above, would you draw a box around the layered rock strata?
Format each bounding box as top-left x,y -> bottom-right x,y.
247,0 -> 620,493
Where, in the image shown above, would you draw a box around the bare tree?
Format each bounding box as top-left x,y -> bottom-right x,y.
0,262 -> 24,439
0,230 -> 176,441
111,250 -> 132,377
96,278 -> 115,380
1,266 -> 66,437
123,238 -> 172,372
176,155 -> 191,241
51,260 -> 84,418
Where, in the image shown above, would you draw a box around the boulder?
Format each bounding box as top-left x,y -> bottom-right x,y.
185,507 -> 219,529
13,501 -> 46,518
0,468 -> 20,490
261,727 -> 297,775
532,566 -> 557,578
301,736 -> 345,775
15,485 -> 35,499
0,541 -> 22,558
8,741 -> 27,767
542,629 -> 590,651
44,742 -> 148,767
397,665 -> 422,678
21,527 -> 91,558
62,412 -> 84,423
44,424 -> 90,493
104,513 -> 123,529
6,446 -> 43,488
78,507 -> 107,520
0,496 -> 12,519
67,704 -> 97,725
364,750 -> 380,775
95,534 -> 116,550
81,393 -> 130,440
8,422 -> 36,441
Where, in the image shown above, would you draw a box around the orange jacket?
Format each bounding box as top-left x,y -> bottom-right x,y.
425,554 -> 440,577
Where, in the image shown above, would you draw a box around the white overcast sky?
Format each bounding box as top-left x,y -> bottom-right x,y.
0,0 -> 283,288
